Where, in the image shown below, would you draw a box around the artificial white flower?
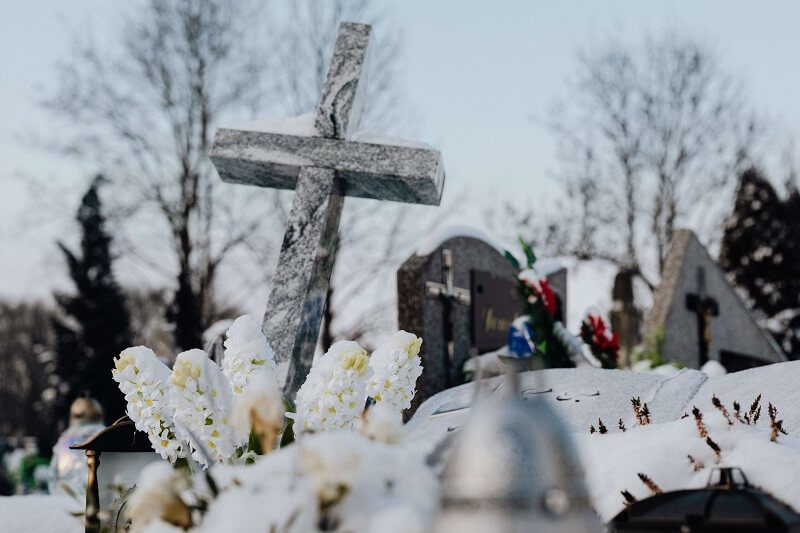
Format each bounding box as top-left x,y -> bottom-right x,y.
170,349 -> 236,467
112,346 -> 186,463
359,403 -> 405,444
293,340 -> 372,434
231,370 -> 285,452
366,331 -> 423,412
222,315 -> 277,394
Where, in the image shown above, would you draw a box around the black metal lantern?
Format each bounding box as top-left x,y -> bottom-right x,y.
70,416 -> 160,533
610,467 -> 800,532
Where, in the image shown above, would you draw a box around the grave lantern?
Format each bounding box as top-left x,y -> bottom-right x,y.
610,466 -> 800,532
70,416 -> 161,533
432,371 -> 601,533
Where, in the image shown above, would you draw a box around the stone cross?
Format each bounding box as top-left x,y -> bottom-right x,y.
685,266 -> 719,366
209,22 -> 445,398
425,249 -> 471,388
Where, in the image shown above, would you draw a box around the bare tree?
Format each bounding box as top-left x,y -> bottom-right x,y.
43,0 -> 274,350
517,33 -> 759,288
0,301 -> 57,447
43,0 -> 442,353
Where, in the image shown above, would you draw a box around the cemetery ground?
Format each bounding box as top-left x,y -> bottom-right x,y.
3,5 -> 800,533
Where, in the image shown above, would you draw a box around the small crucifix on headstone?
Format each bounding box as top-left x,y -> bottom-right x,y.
209,22 -> 445,398
425,249 -> 471,387
685,266 -> 719,366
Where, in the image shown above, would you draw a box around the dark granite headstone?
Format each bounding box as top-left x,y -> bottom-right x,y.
398,236 -> 522,411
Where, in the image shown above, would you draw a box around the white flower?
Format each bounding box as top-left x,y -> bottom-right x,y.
231,370 -> 285,452
127,462 -> 191,532
366,331 -> 423,412
222,315 -> 277,394
169,349 -> 236,467
359,403 -> 405,444
293,340 -> 372,434
112,346 -> 186,463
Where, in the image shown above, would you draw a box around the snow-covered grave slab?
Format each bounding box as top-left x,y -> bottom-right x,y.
406,362 -> 800,451
0,495 -> 82,533
408,362 -> 800,523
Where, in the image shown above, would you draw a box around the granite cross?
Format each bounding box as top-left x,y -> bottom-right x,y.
209,22 -> 445,398
425,249 -> 470,388
685,266 -> 719,366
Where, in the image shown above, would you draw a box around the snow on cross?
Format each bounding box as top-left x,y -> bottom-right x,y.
209,22 -> 446,398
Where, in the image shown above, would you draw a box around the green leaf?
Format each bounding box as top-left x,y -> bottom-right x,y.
519,237 -> 536,268
248,429 -> 264,456
504,250 -> 521,270
280,397 -> 296,447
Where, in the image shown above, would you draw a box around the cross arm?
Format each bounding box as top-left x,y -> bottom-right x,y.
210,129 -> 445,205
685,294 -> 720,316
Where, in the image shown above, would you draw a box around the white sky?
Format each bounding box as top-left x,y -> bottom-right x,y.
1,0 -> 800,304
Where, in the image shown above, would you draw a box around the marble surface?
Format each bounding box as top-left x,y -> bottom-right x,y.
314,22 -> 371,140
209,22 -> 445,398
210,129 -> 444,205
263,167 -> 344,397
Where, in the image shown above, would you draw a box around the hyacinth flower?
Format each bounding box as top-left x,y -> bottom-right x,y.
112,346 -> 186,463
222,314 -> 277,394
292,340 -> 372,435
366,331 -> 424,412
170,349 -> 237,467
231,370 -> 286,455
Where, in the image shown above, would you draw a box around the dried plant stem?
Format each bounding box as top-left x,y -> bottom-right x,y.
688,454 -> 704,472
621,490 -> 637,506
692,407 -> 708,438
637,472 -> 662,495
711,394 -> 733,425
768,402 -> 788,443
706,436 -> 722,462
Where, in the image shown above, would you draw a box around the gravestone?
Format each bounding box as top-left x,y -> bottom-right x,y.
209,22 -> 445,398
644,229 -> 785,370
609,269 -> 642,367
397,231 -> 569,411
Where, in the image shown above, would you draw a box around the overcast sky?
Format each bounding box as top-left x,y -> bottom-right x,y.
2,0 -> 800,304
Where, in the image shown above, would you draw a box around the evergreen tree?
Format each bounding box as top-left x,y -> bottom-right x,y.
720,168 -> 800,356
52,176 -> 132,423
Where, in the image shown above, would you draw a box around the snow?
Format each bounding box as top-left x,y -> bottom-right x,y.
0,495 -> 82,532
407,361 -> 800,522
230,112 -> 318,137
350,130 -> 434,149
414,224 -> 514,258
544,256 -> 621,332
577,405 -> 800,522
138,431 -> 439,533
700,359 -> 728,377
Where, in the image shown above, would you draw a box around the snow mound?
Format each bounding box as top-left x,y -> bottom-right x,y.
230,113 -> 318,136
414,224 -> 512,258
0,495 -> 82,533
577,401 -> 800,522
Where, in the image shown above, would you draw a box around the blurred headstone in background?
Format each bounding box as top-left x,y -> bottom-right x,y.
645,229 -> 785,371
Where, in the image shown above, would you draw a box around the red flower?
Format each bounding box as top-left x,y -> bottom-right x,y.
584,314 -> 620,361
539,279 -> 557,317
